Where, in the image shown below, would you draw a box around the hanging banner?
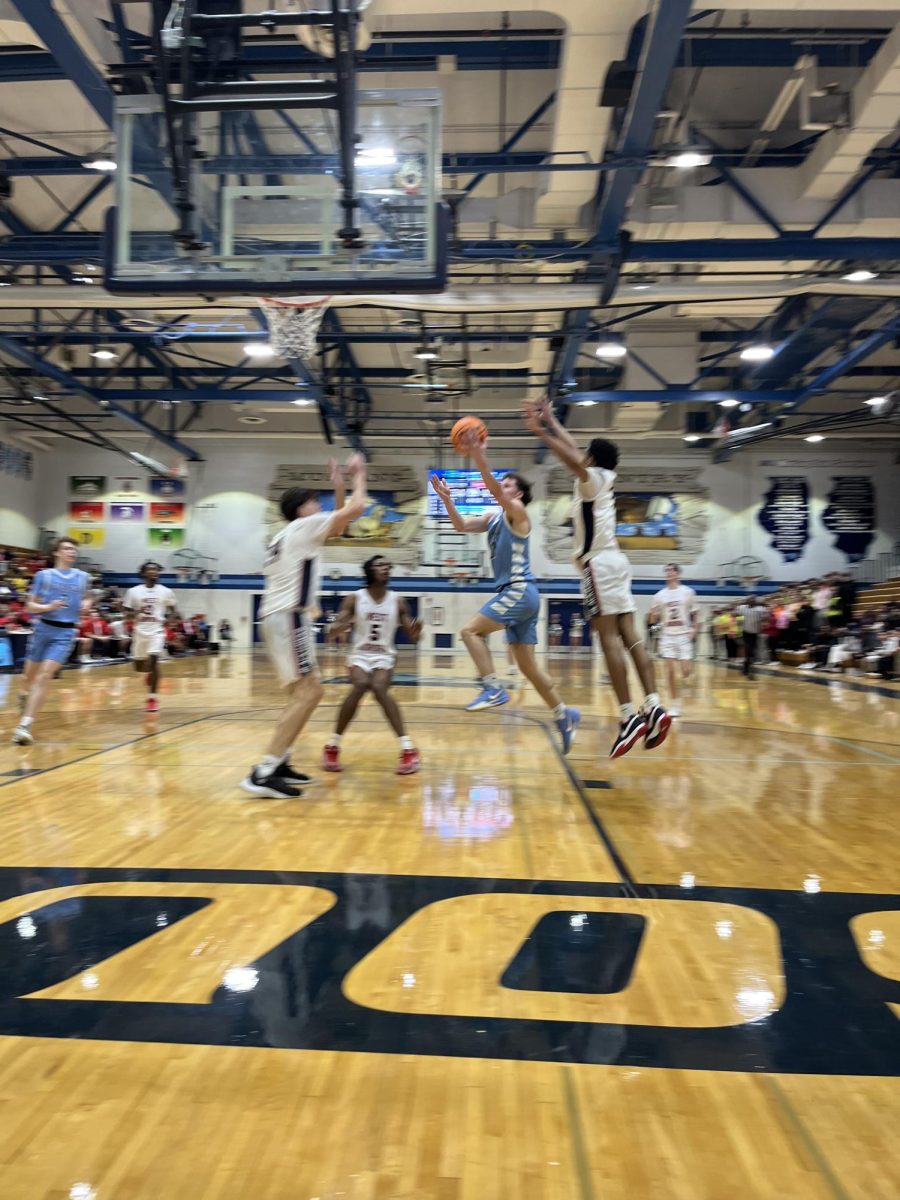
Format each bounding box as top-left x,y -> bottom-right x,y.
110,502 -> 146,522
822,476 -> 876,562
67,527 -> 105,549
150,502 -> 185,524
148,527 -> 184,549
69,476 -> 106,498
113,477 -> 141,495
68,501 -> 104,524
758,477 -> 809,563
149,477 -> 186,498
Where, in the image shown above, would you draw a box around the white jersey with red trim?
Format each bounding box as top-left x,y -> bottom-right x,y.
652,583 -> 697,632
351,588 -> 400,664
261,512 -> 333,618
572,467 -> 618,562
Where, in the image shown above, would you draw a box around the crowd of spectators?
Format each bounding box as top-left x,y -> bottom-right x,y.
1,545 -> 227,671
707,572 -> 900,681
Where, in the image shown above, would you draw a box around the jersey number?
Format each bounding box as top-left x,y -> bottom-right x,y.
367,616 -> 385,643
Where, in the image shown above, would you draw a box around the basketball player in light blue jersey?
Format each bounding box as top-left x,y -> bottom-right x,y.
12,537 -> 91,745
432,430 -> 580,754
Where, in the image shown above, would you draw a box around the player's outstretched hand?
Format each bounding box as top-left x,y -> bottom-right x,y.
432,475 -> 452,503
461,427 -> 486,457
328,457 -> 342,487
346,451 -> 366,475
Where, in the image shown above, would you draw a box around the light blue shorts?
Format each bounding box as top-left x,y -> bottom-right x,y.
480,581 -> 540,645
26,621 -> 77,665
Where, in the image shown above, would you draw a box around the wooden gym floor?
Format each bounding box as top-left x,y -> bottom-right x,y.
0,647 -> 898,1199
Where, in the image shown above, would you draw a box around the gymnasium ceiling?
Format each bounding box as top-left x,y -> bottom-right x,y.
0,1 -> 898,463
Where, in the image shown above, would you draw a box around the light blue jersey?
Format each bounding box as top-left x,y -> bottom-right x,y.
481,512 -> 539,645
31,567 -> 90,624
486,512 -> 534,589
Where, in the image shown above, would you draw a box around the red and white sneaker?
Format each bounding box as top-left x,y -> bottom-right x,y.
609,712 -> 648,759
322,744 -> 342,772
145,697 -> 159,715
396,747 -> 421,775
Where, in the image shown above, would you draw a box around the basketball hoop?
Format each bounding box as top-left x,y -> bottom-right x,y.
258,295 -> 332,361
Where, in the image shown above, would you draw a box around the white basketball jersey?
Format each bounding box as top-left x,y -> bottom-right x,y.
572,467 -> 618,561
261,512 -> 332,618
352,588 -> 399,660
653,584 -> 696,632
124,583 -> 176,635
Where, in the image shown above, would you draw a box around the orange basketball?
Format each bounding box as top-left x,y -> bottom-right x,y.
450,415 -> 488,455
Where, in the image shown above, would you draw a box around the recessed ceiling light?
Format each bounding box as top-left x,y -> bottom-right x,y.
864,396 -> 886,407
238,414 -> 266,425
804,433 -> 825,443
842,269 -> 877,283
89,348 -> 117,361
414,348 -> 439,361
718,398 -> 740,408
243,341 -> 275,359
577,399 -> 598,407
683,433 -> 701,443
666,150 -> 712,169
291,397 -> 314,407
740,343 -> 776,363
355,147 -> 397,167
631,283 -> 652,291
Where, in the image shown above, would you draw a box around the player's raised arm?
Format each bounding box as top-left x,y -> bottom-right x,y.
522,395 -> 589,482
431,472 -> 491,533
327,453 -> 368,539
463,433 -> 528,527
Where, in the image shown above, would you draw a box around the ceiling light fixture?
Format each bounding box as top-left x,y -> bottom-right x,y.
89,348 -> 118,361
291,397 -> 314,407
865,396 -> 886,407
683,433 -> 701,443
718,398 -> 740,408
740,343 -> 776,363
804,433 -> 825,443
243,341 -> 275,359
576,399 -> 598,407
84,154 -> 117,172
414,347 -> 439,361
841,268 -> 878,283
355,147 -> 397,168
665,149 -> 712,169
595,333 -> 627,360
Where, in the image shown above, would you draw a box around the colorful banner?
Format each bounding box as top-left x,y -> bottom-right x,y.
148,527 -> 184,549
113,477 -> 141,495
822,476 -> 876,562
110,502 -> 146,522
149,477 -> 186,498
149,502 -> 185,524
69,475 -> 106,498
68,501 -> 104,524
67,527 -> 105,549
758,477 -> 809,563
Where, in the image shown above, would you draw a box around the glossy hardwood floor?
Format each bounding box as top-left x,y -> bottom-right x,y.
0,646 -> 897,1200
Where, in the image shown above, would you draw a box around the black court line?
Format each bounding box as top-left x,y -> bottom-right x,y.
713,658 -> 900,701
583,780 -> 613,789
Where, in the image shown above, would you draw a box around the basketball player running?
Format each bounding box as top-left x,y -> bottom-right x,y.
123,562 -> 178,714
523,397 -> 670,758
322,555 -> 423,775
432,430 -> 580,754
648,564 -> 698,718
12,537 -> 91,745
241,453 -> 368,799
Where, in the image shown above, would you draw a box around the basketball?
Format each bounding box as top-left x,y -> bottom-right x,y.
450,416 -> 488,455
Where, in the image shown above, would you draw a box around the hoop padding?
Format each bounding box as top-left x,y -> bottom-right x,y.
258,296 -> 331,361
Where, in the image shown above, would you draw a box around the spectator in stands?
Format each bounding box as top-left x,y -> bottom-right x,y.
108,611 -> 131,658
77,610 -> 114,663
836,571 -> 858,624
826,628 -> 862,672
812,578 -> 833,629
737,596 -> 769,680
165,618 -> 184,656
792,594 -> 817,649
219,619 -> 233,649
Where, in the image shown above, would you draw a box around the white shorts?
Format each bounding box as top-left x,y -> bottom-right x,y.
659,632 -> 694,660
580,549 -> 635,618
349,653 -> 396,675
132,628 -> 165,659
263,610 -> 318,687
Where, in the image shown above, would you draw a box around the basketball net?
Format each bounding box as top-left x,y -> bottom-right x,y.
258,296 -> 332,361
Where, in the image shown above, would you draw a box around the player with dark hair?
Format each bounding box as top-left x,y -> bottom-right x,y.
322,554 -> 423,774
524,396 -> 670,758
241,454 -> 368,798
432,428 -> 580,753
12,537 -> 91,745
123,561 -> 178,714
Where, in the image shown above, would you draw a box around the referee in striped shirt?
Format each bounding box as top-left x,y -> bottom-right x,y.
738,597 -> 769,679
